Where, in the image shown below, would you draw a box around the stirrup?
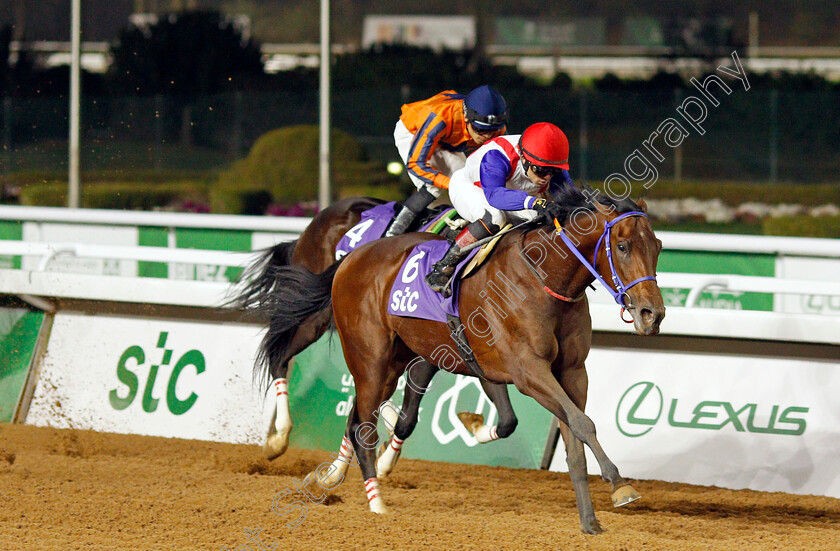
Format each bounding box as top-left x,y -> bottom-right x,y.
425,267 -> 450,293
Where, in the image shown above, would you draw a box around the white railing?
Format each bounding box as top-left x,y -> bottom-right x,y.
1,267 -> 837,345
1,241 -> 838,306
2,205 -> 839,259
0,240 -> 258,270
0,269 -> 232,310
659,231 -> 840,258
0,205 -> 311,232
0,239 -> 837,344
656,273 -> 840,308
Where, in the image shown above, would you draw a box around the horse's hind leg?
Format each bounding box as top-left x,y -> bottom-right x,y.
376,359 -> 438,477
457,380 -> 518,443
264,307 -> 334,459
303,409 -> 359,491
346,354 -> 401,514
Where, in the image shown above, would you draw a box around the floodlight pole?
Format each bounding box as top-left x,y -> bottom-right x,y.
318,0 -> 331,210
68,0 -> 81,208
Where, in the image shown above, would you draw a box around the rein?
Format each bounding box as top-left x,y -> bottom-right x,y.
519,240 -> 585,303
458,219 -> 533,253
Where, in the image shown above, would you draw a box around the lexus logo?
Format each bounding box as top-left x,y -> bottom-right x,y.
616,381 -> 663,437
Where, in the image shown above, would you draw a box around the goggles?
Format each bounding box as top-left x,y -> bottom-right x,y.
465,107 -> 509,130
525,161 -> 563,178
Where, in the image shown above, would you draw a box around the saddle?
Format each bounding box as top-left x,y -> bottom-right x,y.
459,223 -> 512,279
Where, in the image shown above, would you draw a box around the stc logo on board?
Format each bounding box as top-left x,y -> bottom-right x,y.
615,381 -> 809,438
109,332 -> 205,415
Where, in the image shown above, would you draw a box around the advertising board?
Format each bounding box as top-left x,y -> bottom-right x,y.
549,348 -> 840,498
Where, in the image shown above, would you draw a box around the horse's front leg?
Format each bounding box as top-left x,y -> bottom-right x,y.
513,360 -> 638,515
552,359 -> 603,534
457,379 -> 518,443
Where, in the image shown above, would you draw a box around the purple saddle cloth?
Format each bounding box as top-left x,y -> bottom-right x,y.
334,203 -> 457,261
334,202 -> 396,260
386,240 -> 480,323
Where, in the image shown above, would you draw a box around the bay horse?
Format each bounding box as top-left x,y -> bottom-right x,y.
231,196 -> 517,460
255,185 -> 665,534
231,197 -> 381,458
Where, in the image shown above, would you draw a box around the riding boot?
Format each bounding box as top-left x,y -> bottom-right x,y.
383,188 -> 437,237
425,219 -> 494,295
383,204 -> 417,237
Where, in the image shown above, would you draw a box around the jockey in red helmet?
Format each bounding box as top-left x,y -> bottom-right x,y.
384,85 -> 509,237
425,122 -> 574,295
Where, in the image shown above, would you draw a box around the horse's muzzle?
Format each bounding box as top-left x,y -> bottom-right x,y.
636,305 -> 665,335
625,289 -> 666,336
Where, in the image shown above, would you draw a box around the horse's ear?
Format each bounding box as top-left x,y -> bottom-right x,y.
637,198 -> 648,214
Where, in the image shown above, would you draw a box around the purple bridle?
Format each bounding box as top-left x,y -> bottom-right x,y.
555,211 -> 657,307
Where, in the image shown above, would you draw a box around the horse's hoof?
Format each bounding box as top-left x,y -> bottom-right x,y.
611,484 -> 641,507
303,470 -> 331,490
369,500 -> 390,514
376,443 -> 401,478
457,411 -> 485,435
263,430 -> 290,460
302,471 -> 317,487
581,519 -> 604,535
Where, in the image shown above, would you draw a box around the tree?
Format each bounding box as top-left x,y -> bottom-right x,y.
108,10 -> 264,96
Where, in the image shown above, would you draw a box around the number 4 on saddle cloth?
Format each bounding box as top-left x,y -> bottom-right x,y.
334,200 -> 496,379
334,201 -> 461,260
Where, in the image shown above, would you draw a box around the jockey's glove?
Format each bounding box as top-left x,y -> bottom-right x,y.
532,198 -> 563,222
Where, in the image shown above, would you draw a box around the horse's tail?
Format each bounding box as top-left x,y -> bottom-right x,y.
252,259 -> 343,386
227,240 -> 298,309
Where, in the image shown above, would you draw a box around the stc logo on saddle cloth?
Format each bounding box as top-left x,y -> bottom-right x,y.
615,381 -> 809,438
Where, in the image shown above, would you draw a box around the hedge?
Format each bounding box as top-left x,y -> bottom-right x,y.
213,125 -> 401,212
762,215 -> 840,238
588,180 -> 840,207
19,180 -> 211,210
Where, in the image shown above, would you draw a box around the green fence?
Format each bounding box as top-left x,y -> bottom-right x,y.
658,250 -> 776,310
0,308 -> 44,422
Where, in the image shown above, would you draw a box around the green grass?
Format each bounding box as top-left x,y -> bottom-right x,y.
651,221 -> 764,234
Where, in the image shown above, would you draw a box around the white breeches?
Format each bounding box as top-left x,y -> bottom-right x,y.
449,170 -> 539,228
394,120 -> 466,197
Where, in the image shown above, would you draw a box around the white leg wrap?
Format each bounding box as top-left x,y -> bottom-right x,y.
365,477 -> 388,514
474,424 -> 499,444
318,436 -> 354,486
376,435 -> 404,477
378,399 -> 401,434
272,378 -> 292,434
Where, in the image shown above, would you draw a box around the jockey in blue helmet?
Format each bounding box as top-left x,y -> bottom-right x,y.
384,85 -> 509,237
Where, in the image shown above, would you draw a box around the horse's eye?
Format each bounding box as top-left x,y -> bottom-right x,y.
618,243 -> 627,252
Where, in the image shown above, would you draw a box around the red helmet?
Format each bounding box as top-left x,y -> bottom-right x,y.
518,123 -> 570,170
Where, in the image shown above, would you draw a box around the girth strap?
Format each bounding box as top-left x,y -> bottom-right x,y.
445,314 -> 491,382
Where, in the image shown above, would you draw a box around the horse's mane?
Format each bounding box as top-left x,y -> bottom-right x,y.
548,184 -> 641,225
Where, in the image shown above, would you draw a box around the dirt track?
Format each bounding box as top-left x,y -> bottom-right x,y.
1,424 -> 839,550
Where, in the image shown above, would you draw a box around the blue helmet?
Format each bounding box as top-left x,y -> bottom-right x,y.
464,85 -> 508,131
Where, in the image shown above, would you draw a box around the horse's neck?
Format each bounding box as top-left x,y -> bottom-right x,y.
518,224 -> 599,299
